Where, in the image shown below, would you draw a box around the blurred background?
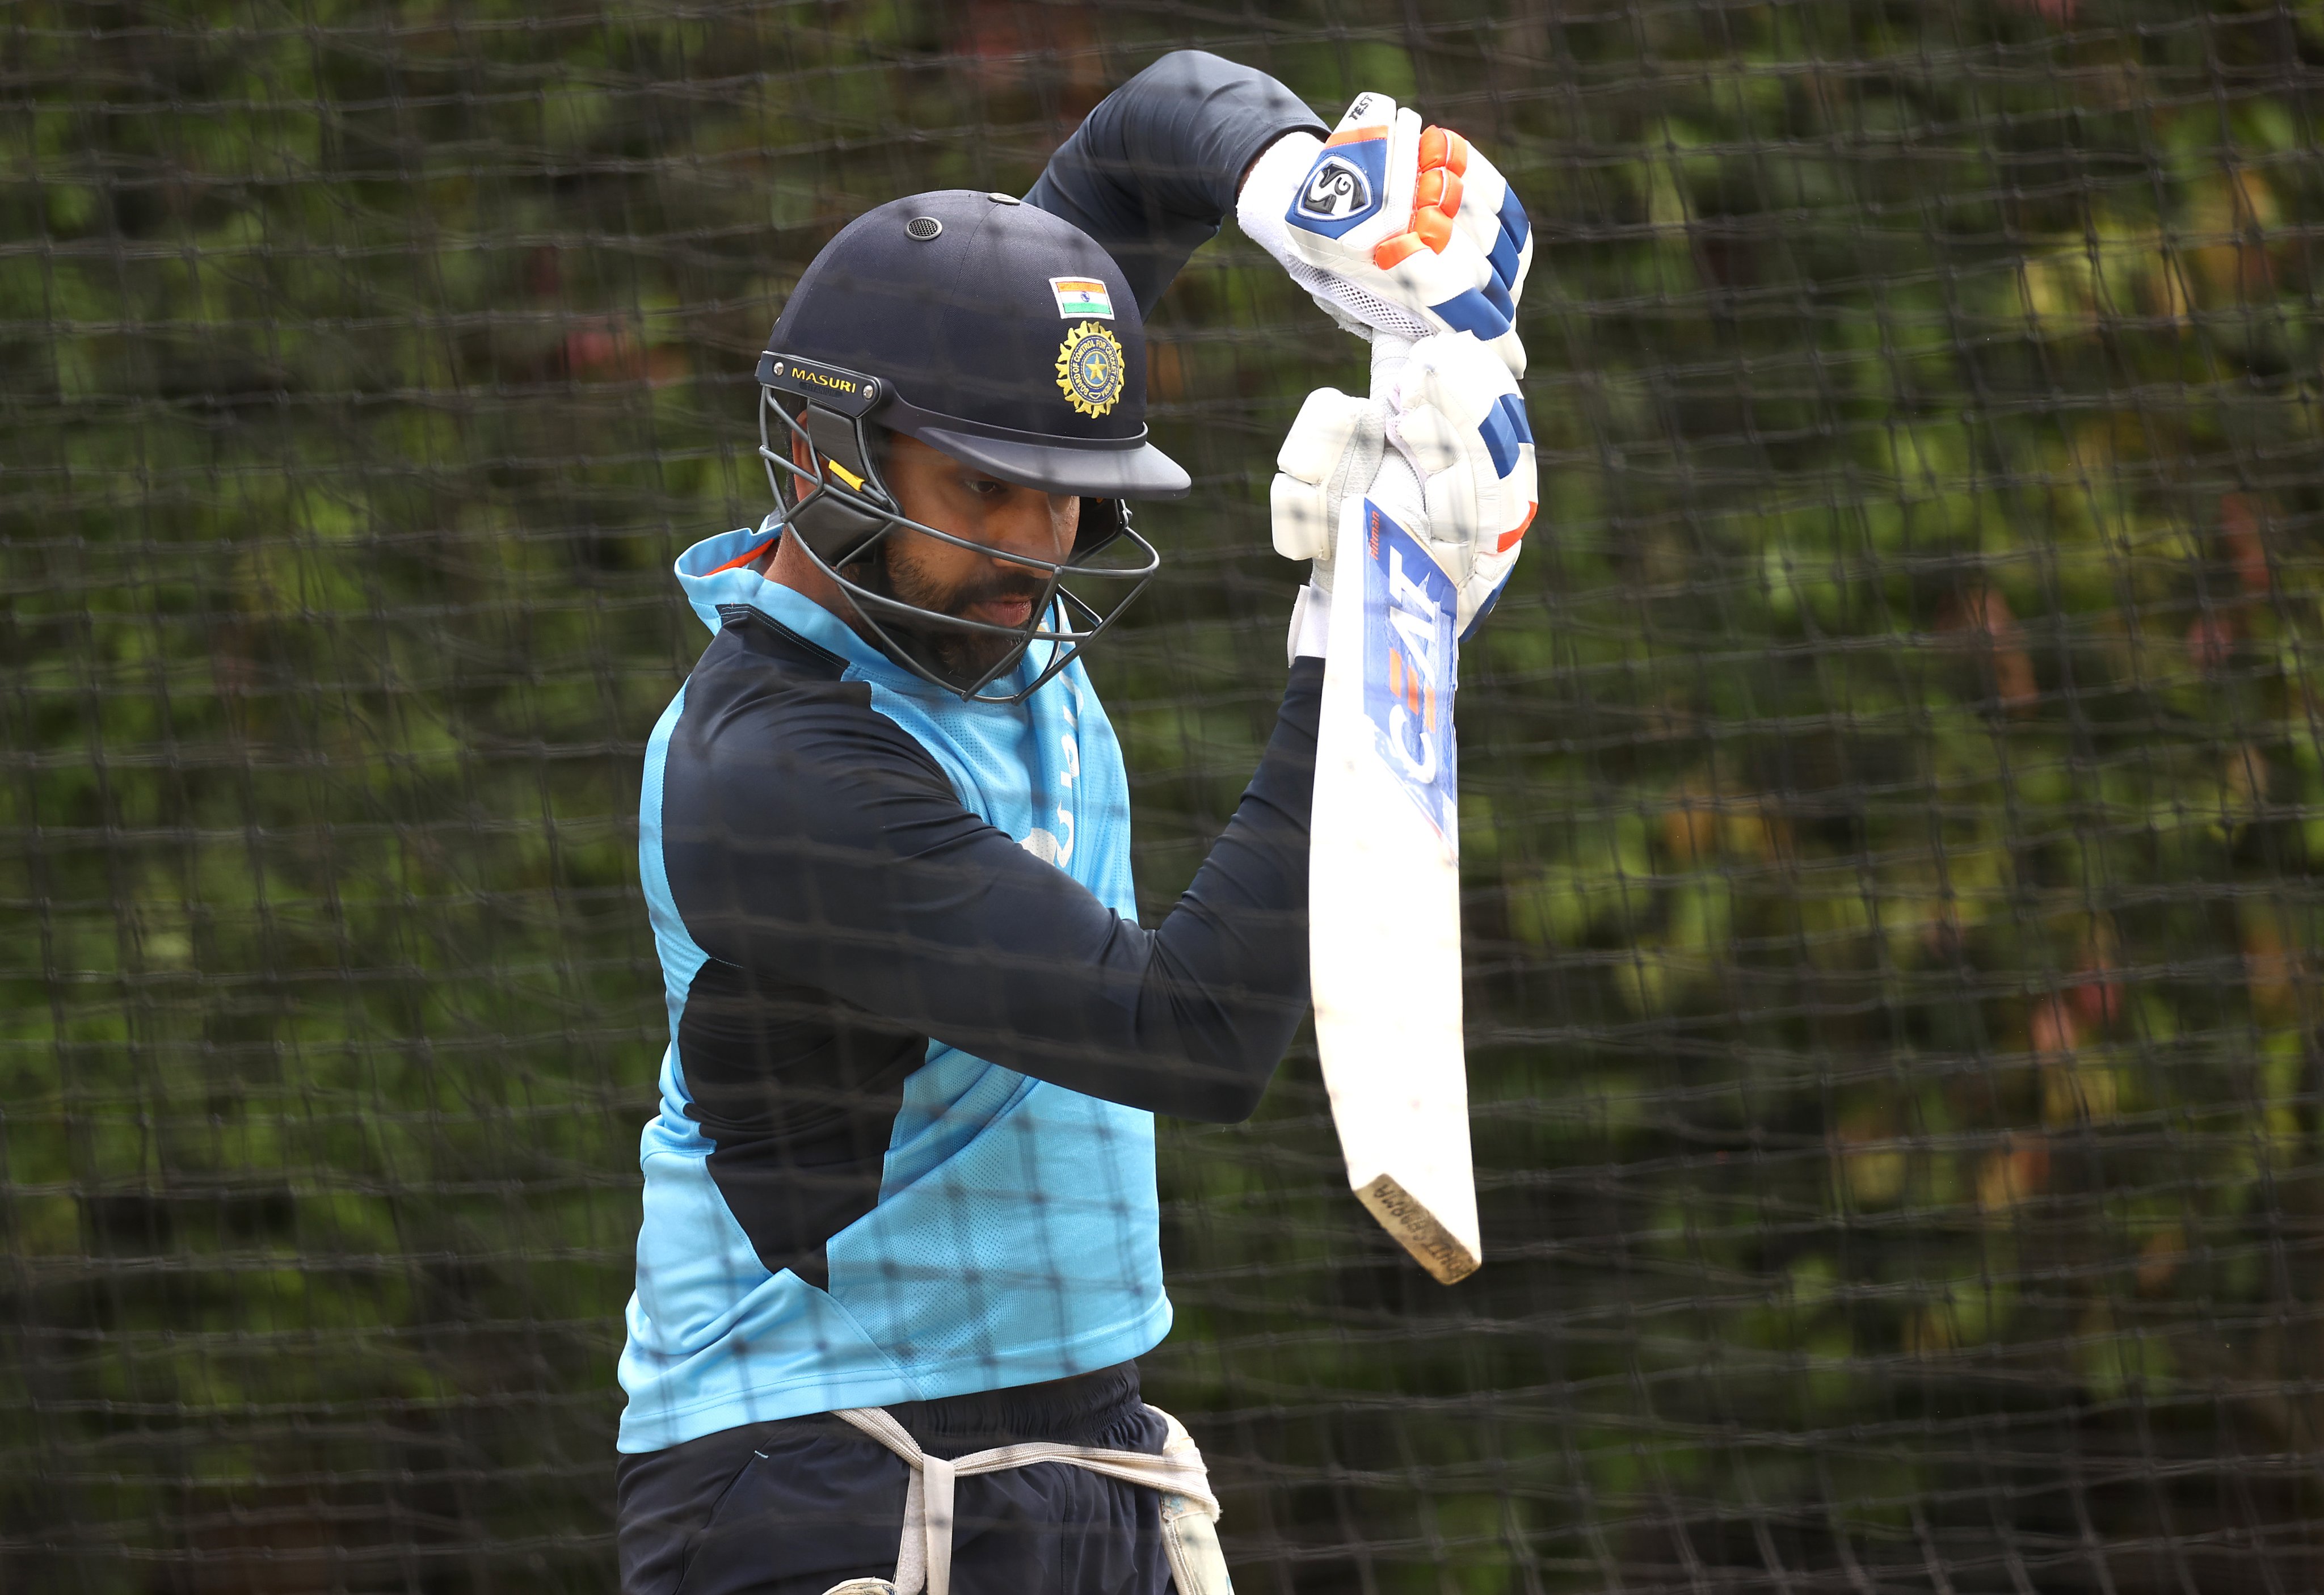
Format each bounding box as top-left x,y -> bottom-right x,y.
5,0 -> 2323,1589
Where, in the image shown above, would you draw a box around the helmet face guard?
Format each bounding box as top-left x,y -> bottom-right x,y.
755,352 -> 1160,705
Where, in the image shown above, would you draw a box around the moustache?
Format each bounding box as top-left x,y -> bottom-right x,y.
945,571 -> 1054,620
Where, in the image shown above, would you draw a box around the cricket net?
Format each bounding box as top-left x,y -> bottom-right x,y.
5,1 -> 2322,1589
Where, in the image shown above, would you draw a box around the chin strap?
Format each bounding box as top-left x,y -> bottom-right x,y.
831,1403 -> 1230,1594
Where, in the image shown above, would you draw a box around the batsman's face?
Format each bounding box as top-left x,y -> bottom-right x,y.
801,431 -> 1080,684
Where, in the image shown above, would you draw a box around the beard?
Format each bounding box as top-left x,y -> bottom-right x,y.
843,540 -> 1058,689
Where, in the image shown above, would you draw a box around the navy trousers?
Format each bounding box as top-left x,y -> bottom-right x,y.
615,1362 -> 1174,1595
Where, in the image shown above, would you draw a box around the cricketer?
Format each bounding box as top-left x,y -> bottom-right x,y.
614,50 -> 1536,1594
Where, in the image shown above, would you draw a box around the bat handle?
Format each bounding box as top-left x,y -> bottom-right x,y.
1369,331 -> 1415,393
1365,332 -> 1425,526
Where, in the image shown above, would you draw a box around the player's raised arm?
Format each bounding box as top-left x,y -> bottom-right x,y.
1025,53 -> 1531,376
1024,50 -> 1325,313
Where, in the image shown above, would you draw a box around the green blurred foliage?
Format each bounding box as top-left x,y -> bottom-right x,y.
3,0 -> 2323,1589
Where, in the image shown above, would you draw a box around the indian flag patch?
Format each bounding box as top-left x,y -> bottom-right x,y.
1049,276 -> 1114,319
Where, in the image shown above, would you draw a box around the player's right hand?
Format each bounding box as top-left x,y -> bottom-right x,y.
1240,92 -> 1534,377
1383,332 -> 1537,638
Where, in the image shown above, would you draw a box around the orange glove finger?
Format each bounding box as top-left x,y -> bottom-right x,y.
1373,230 -> 1426,270
1415,167 -> 1465,216
1418,125 -> 1471,176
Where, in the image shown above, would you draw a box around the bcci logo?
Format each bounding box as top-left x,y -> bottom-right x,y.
1055,322 -> 1124,418
1296,155 -> 1374,222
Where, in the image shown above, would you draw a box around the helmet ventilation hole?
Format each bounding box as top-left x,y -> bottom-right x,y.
904,216 -> 942,241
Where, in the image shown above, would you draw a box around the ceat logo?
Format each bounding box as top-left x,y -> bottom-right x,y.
1297,155 -> 1374,221
1360,503 -> 1459,843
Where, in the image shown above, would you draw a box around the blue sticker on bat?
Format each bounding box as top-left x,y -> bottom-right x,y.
1360,500 -> 1459,845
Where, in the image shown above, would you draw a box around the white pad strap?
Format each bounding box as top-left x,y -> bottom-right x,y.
833,1404 -> 1220,1595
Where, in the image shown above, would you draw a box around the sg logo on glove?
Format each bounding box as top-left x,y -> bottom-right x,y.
1292,106 -> 1393,235
1297,155 -> 1376,225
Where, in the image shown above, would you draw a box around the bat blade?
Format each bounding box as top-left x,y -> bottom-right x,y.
1308,495 -> 1480,1285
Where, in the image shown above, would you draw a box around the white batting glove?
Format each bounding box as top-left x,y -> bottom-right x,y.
1382,333 -> 1537,638
1239,92 -> 1534,377
1270,386 -> 1386,660
1270,386 -> 1386,593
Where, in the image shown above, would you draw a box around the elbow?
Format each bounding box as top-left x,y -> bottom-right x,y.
1174,1053 -> 1275,1125
1178,1085 -> 1266,1126
1177,996 -> 1306,1122
1137,966 -> 1303,1121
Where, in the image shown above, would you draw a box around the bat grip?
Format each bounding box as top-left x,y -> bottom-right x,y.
1370,331 -> 1415,392
1365,333 -> 1422,524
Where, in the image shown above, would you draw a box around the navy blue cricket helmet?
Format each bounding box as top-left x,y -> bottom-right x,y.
756,189 -> 1189,702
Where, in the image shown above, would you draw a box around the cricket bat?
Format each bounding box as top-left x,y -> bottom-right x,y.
1307,337 -> 1481,1285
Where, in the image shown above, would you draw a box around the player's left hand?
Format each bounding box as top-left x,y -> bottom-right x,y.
1382,332 -> 1537,638
1239,92 -> 1534,377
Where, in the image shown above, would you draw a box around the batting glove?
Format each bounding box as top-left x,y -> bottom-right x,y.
1239,92 -> 1534,377
1382,332 -> 1537,639
1270,385 -> 1386,596
1271,385 -> 1387,660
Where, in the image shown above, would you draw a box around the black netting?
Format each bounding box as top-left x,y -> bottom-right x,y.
5,1 -> 2322,1590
